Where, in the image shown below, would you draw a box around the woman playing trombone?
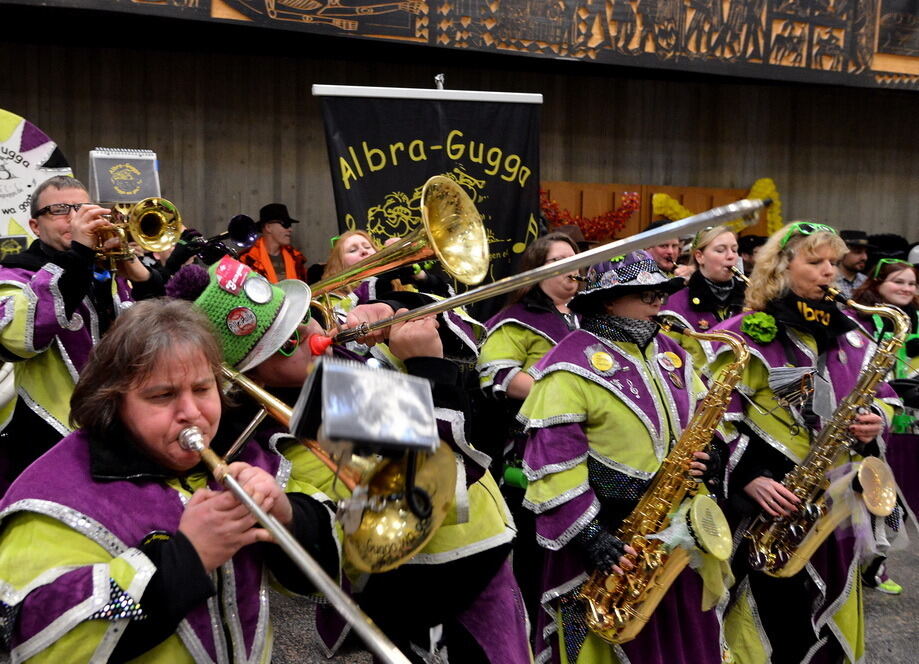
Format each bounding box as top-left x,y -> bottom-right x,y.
0,298 -> 340,663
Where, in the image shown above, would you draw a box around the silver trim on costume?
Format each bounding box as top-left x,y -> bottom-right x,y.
522,482 -> 590,515
535,495 -> 600,551
522,452 -> 588,482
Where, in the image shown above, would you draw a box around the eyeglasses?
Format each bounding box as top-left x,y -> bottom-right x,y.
277,329 -> 301,357
639,290 -> 669,305
779,222 -> 837,249
873,258 -> 913,279
35,202 -> 89,217
279,221 -> 293,229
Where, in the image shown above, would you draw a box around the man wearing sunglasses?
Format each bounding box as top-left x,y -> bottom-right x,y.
0,175 -> 163,493
835,229 -> 873,299
239,202 -> 307,283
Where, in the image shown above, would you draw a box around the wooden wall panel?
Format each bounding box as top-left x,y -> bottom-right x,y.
2,31 -> 918,265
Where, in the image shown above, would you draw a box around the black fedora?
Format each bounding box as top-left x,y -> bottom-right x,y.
839,230 -> 874,249
258,203 -> 299,226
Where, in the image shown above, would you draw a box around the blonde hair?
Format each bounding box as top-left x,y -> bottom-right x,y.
321,230 -> 380,294
745,221 -> 847,311
690,225 -> 736,269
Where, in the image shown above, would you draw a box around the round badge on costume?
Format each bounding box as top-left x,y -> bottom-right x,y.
591,352 -> 615,372
692,297 -> 701,305
226,307 -> 258,336
846,330 -> 864,348
243,276 -> 273,304
657,351 -> 682,372
697,319 -> 710,330
636,271 -> 655,285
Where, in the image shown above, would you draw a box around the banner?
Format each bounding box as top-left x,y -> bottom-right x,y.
318,89 -> 541,317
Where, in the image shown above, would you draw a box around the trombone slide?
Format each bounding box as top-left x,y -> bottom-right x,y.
177,427 -> 412,664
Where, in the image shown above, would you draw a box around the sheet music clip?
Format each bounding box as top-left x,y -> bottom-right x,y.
289,357 -> 439,460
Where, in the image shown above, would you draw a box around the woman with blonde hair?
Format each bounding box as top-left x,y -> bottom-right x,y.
660,224 -> 745,368
709,221 -> 903,663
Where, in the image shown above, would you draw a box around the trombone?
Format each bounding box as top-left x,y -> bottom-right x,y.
177,427 -> 412,664
310,175 -> 490,327
321,198 -> 772,348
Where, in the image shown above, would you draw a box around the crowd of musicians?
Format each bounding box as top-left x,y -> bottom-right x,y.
0,174 -> 918,663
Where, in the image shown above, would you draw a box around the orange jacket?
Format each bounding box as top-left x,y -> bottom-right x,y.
239,237 -> 307,283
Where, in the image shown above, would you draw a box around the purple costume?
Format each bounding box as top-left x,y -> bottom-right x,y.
0,430 -> 304,662
520,329 -> 727,664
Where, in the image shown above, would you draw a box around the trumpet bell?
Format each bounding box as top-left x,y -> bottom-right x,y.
128,197 -> 182,253
343,442 -> 457,573
420,175 -> 489,286
99,196 -> 182,260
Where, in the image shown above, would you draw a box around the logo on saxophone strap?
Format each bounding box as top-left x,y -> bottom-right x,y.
796,300 -> 831,326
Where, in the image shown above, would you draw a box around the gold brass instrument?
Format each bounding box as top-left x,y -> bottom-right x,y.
310,175 -> 490,327
729,265 -> 750,285
97,197 -> 182,262
327,198 -> 772,347
220,364 -> 457,574
220,365 -> 361,489
744,286 -> 903,578
176,427 -> 412,664
579,320 -> 743,643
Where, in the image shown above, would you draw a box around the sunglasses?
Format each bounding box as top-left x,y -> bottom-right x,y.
639,290 -> 670,305
277,328 -> 301,357
872,258 -> 913,279
779,222 -> 837,249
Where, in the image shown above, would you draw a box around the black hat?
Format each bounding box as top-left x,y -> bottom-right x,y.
738,234 -> 767,254
839,230 -> 873,249
569,251 -> 685,313
258,203 -> 299,226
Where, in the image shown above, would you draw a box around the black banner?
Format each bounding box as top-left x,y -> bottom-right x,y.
319,93 -> 541,315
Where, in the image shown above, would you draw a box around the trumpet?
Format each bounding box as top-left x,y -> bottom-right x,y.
97,197 -> 182,262
177,427 -> 412,664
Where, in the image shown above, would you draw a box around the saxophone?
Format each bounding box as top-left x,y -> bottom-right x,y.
744,286 -> 906,578
579,321 -> 747,644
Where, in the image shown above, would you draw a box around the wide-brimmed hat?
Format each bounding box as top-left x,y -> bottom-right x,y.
258,203 -> 299,226
839,230 -> 874,249
192,256 -> 311,371
569,250 -> 685,313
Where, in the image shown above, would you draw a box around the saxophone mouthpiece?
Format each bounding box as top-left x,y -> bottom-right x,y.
569,274 -> 589,283
820,285 -> 849,306
653,315 -> 688,335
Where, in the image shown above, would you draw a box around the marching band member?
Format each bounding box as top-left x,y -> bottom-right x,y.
520,251 -> 729,664
0,176 -> 163,493
476,231 -> 580,619
169,258 -> 528,664
709,222 -> 901,663
0,299 -> 339,662
850,257 -> 919,594
659,225 -> 745,368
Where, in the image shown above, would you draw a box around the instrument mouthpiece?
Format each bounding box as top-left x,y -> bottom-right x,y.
178,426 -> 205,452
568,275 -> 589,283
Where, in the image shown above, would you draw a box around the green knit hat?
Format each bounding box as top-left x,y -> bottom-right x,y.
194,256 -> 311,371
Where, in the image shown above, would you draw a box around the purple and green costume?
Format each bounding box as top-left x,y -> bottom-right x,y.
0,430 -> 337,663
709,311 -> 902,664
520,329 -> 730,664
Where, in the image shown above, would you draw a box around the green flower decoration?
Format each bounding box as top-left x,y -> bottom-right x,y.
741,312 -> 778,344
